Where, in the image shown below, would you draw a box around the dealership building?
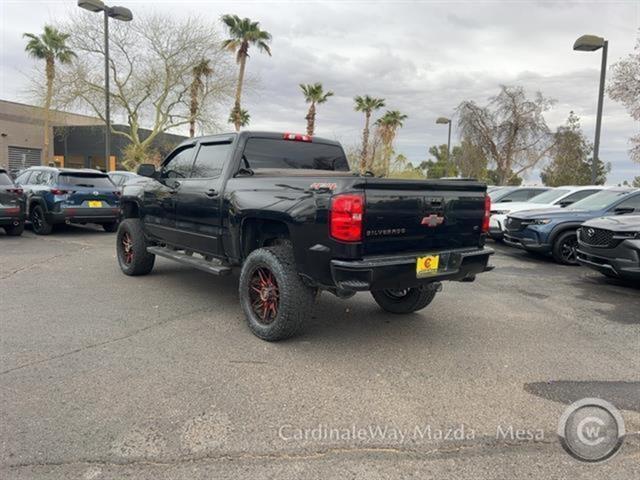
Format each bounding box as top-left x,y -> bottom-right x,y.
0,99 -> 185,172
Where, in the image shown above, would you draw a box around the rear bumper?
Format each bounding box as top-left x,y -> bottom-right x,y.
577,241 -> 640,281
47,207 -> 120,224
0,208 -> 25,225
330,247 -> 494,292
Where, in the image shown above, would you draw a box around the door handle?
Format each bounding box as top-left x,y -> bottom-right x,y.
205,189 -> 218,197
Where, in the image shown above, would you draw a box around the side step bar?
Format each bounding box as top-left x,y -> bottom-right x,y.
147,246 -> 232,276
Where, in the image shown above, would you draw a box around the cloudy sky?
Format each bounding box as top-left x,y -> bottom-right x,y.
1,0 -> 638,183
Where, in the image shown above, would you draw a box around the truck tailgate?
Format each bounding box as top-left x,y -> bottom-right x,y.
362,178 -> 486,255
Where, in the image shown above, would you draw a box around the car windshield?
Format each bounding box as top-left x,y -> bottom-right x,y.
569,190 -> 633,210
58,174 -> 114,188
0,172 -> 13,186
527,189 -> 569,204
489,187 -> 515,201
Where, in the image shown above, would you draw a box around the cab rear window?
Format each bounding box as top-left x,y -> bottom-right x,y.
242,138 -> 350,171
58,174 -> 114,188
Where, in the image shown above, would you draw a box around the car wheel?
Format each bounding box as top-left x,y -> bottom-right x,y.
116,218 -> 155,275
4,221 -> 24,236
102,221 -> 119,233
30,205 -> 53,235
371,284 -> 438,314
239,243 -> 315,341
552,231 -> 579,265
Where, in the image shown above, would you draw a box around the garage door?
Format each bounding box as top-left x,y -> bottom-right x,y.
8,146 -> 42,171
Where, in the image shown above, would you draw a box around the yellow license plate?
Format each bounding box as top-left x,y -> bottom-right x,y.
88,201 -> 103,208
416,255 -> 439,277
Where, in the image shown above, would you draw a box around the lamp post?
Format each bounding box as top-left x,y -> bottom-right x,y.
436,117 -> 452,163
573,34 -> 608,185
78,0 -> 132,172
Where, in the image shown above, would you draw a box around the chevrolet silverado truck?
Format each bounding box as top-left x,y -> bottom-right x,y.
117,131 -> 494,341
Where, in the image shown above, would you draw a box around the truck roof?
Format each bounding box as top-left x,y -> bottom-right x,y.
177,131 -> 342,149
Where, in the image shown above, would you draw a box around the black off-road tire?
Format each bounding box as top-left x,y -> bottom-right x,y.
4,222 -> 25,236
30,204 -> 53,235
102,221 -> 119,233
371,285 -> 438,314
552,231 -> 579,265
116,218 -> 155,276
239,244 -> 315,341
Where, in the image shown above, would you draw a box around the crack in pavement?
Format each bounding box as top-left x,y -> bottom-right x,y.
0,307 -> 212,376
0,253 -> 70,280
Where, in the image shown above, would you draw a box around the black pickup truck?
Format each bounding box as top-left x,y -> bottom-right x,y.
117,132 -> 493,340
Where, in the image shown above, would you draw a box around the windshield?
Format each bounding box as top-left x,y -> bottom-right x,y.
58,174 -> 115,188
242,138 -> 350,171
489,187 -> 515,201
569,190 -> 632,210
527,189 -> 569,204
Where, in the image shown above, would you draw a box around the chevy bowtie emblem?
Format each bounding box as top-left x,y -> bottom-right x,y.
421,214 -> 444,227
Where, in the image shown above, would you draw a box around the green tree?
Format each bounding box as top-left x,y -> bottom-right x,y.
354,95 -> 386,173
423,144 -> 459,178
221,14 -> 272,132
300,83 -> 333,136
540,112 -> 609,186
486,169 -> 523,186
189,59 -> 213,138
229,108 -> 250,128
23,25 -> 76,163
452,140 -> 488,179
375,110 -> 408,176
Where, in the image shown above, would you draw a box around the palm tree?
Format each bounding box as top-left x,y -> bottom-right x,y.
354,95 -> 385,173
221,14 -> 272,132
300,83 -> 333,136
376,110 -> 408,176
229,107 -> 250,128
189,59 -> 213,138
23,26 -> 75,163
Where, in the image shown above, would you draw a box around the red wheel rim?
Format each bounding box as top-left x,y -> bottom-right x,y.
121,232 -> 134,265
249,267 -> 279,324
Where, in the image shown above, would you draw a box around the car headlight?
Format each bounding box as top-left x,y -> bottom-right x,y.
529,218 -> 552,225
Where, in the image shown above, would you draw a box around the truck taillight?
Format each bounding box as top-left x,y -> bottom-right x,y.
283,132 -> 312,142
330,193 -> 364,242
482,195 -> 491,233
50,188 -> 73,195
8,188 -> 23,195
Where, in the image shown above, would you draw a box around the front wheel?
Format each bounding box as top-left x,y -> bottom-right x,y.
371,285 -> 438,314
239,244 -> 315,341
116,218 -> 155,275
552,231 -> 579,265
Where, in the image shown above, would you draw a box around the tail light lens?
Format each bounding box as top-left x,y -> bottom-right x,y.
482,195 -> 491,233
283,132 -> 312,142
50,188 -> 73,195
8,188 -> 23,195
330,193 -> 364,242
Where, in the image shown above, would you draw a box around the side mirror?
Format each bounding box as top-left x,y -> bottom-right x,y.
614,207 -> 634,215
502,199 -> 512,203
137,163 -> 156,178
558,200 -> 573,208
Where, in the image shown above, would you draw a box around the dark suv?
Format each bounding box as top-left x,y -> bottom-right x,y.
0,168 -> 26,236
15,167 -> 120,235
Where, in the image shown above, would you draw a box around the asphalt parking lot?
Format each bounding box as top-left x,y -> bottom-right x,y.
1,225 -> 639,479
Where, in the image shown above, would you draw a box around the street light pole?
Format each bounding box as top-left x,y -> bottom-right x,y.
436,116 -> 452,164
573,34 -> 608,185
78,0 -> 132,172
104,8 -> 110,173
592,40 -> 608,185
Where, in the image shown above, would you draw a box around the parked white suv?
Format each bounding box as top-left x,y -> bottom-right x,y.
488,185 -> 606,240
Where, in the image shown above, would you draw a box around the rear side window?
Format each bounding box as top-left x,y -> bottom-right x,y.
15,171 -> 31,185
191,143 -> 232,178
58,174 -> 114,188
31,171 -> 53,185
242,138 -> 350,171
0,172 -> 13,186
